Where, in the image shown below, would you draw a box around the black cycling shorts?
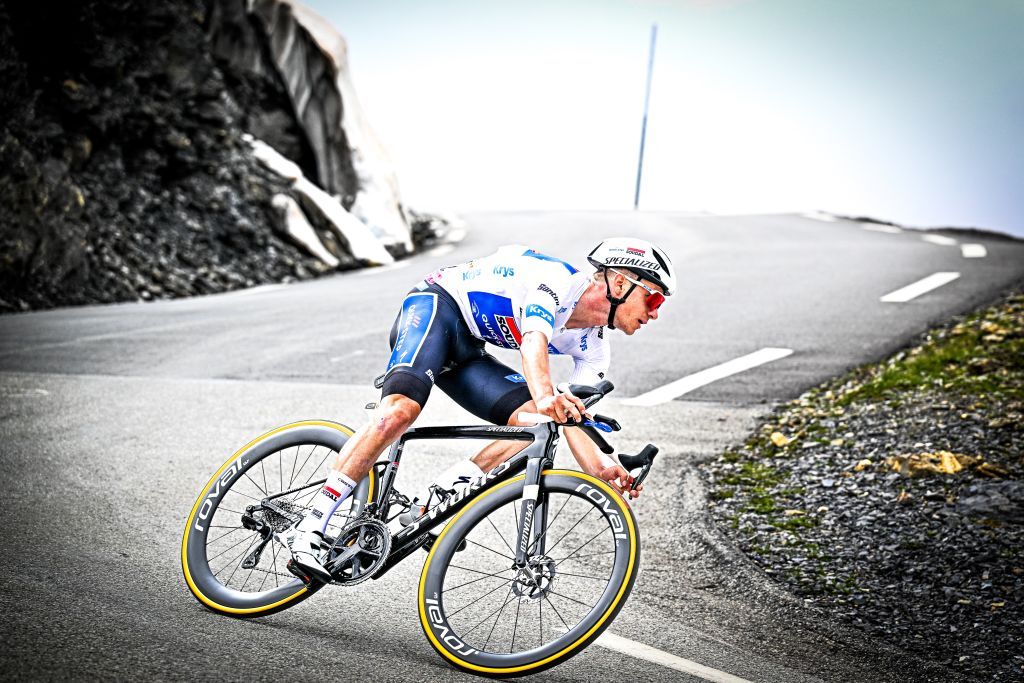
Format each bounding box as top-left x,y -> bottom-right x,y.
380,283 -> 533,425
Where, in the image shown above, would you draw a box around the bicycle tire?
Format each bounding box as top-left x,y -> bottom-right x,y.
181,420 -> 376,617
418,470 -> 639,677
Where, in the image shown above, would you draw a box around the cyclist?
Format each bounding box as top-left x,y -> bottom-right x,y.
287,238 -> 676,582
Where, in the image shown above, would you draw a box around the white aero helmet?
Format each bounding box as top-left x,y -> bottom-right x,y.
587,238 -> 676,295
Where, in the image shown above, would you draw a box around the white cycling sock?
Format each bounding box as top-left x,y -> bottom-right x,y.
298,470 -> 357,533
414,459 -> 485,511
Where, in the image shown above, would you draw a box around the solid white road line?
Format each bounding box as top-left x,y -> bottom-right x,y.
921,234 -> 958,246
621,347 -> 794,407
961,243 -> 987,258
596,632 -> 753,683
880,272 -> 960,303
861,224 -> 902,234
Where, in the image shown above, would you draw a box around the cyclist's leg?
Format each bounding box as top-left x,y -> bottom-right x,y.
290,285 -> 458,577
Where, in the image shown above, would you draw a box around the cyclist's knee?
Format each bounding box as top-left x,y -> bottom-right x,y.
507,400 -> 537,426
374,395 -> 421,437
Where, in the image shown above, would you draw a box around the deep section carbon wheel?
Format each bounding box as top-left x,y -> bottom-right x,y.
418,470 -> 639,677
182,421 -> 376,617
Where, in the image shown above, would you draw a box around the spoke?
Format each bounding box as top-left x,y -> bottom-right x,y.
527,493 -> 572,555
242,472 -> 267,497
543,594 -> 572,631
215,507 -> 246,516
543,506 -> 596,557
300,448 -> 333,489
271,543 -> 281,588
287,446 -> 299,489
545,588 -> 594,609
208,526 -> 246,545
445,567 -> 516,592
487,515 -> 516,557
260,460 -> 269,497
258,551 -> 272,593
461,589 -> 519,640
553,550 -> 616,563
554,527 -> 611,568
218,536 -> 259,582
207,532 -> 257,565
239,560 -> 258,592
446,577 -> 516,619
223,488 -> 262,503
465,538 -> 514,561
482,585 -> 515,652
538,597 -> 543,649
224,536 -> 259,586
552,569 -> 610,581
289,446 -> 318,492
511,589 -> 522,653
279,450 -> 284,494
207,524 -> 245,529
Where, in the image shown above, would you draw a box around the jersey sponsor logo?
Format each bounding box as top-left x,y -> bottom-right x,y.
492,265 -> 515,277
580,333 -> 588,352
505,373 -> 527,383
597,327 -> 604,339
547,343 -> 562,355
603,256 -> 660,271
462,268 -> 481,280
522,248 -> 578,274
467,292 -> 523,349
536,284 -> 560,305
524,303 -> 554,327
425,368 -> 435,383
496,314 -> 522,347
626,247 -> 646,256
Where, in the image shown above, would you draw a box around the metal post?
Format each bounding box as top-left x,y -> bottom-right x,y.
633,23 -> 657,210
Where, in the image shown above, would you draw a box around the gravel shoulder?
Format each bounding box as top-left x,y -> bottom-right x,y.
701,286 -> 1024,682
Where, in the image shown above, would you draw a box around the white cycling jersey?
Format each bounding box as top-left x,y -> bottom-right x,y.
422,245 -> 610,385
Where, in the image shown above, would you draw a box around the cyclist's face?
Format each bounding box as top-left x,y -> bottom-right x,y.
614,275 -> 664,335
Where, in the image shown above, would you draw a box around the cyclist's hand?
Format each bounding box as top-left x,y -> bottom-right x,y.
595,463 -> 642,499
536,391 -> 587,423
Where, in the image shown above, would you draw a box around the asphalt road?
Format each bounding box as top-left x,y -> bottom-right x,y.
1,212 -> 1021,681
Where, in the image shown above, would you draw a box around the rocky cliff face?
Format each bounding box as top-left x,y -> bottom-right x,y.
0,0 -> 428,313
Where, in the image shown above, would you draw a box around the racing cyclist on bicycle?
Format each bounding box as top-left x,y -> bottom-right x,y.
287,238 -> 676,583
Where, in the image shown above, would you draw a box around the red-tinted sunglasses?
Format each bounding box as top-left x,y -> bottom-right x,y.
611,269 -> 666,311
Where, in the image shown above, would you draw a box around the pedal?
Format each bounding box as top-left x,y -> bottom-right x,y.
285,558 -> 323,586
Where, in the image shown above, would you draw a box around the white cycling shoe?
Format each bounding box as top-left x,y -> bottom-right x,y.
283,527 -> 333,583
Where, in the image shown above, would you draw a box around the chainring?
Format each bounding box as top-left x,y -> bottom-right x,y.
323,517 -> 392,586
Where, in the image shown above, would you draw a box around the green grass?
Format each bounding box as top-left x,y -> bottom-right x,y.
837,294 -> 1024,405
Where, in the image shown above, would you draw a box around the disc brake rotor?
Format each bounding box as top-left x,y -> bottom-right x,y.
511,555 -> 557,603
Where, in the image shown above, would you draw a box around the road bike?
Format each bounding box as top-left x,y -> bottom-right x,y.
181,381 -> 658,677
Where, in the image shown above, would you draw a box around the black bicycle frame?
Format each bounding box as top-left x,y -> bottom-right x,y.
369,421 -> 561,579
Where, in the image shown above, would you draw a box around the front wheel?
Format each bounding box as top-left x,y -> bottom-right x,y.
181,420 -> 376,617
418,470 -> 640,677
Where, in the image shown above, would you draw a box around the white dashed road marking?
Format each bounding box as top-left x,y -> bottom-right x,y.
861,224 -> 902,234
921,234 -> 958,246
880,272 -> 961,303
622,347 -> 794,406
961,244 -> 987,258
596,632 -> 753,683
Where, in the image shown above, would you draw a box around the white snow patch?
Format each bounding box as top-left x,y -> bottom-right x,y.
271,193 -> 339,267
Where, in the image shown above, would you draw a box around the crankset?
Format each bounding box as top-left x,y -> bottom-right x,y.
323,517 -> 392,586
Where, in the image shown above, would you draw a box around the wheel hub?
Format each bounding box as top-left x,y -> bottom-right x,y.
511,555 -> 557,603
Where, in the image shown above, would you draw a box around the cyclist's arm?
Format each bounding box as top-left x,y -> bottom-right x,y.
520,331 -> 585,422
563,427 -> 638,498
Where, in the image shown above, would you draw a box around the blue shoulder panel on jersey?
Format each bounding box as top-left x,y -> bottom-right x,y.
467,291 -> 523,349
522,249 -> 578,274
387,293 -> 437,371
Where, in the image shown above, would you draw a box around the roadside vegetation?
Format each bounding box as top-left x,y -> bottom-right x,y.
702,288 -> 1023,682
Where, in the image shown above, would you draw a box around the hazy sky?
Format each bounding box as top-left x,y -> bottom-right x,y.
304,0 -> 1023,236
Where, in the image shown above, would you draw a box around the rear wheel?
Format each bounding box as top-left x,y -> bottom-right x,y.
418,470 -> 639,677
182,420 -> 376,617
